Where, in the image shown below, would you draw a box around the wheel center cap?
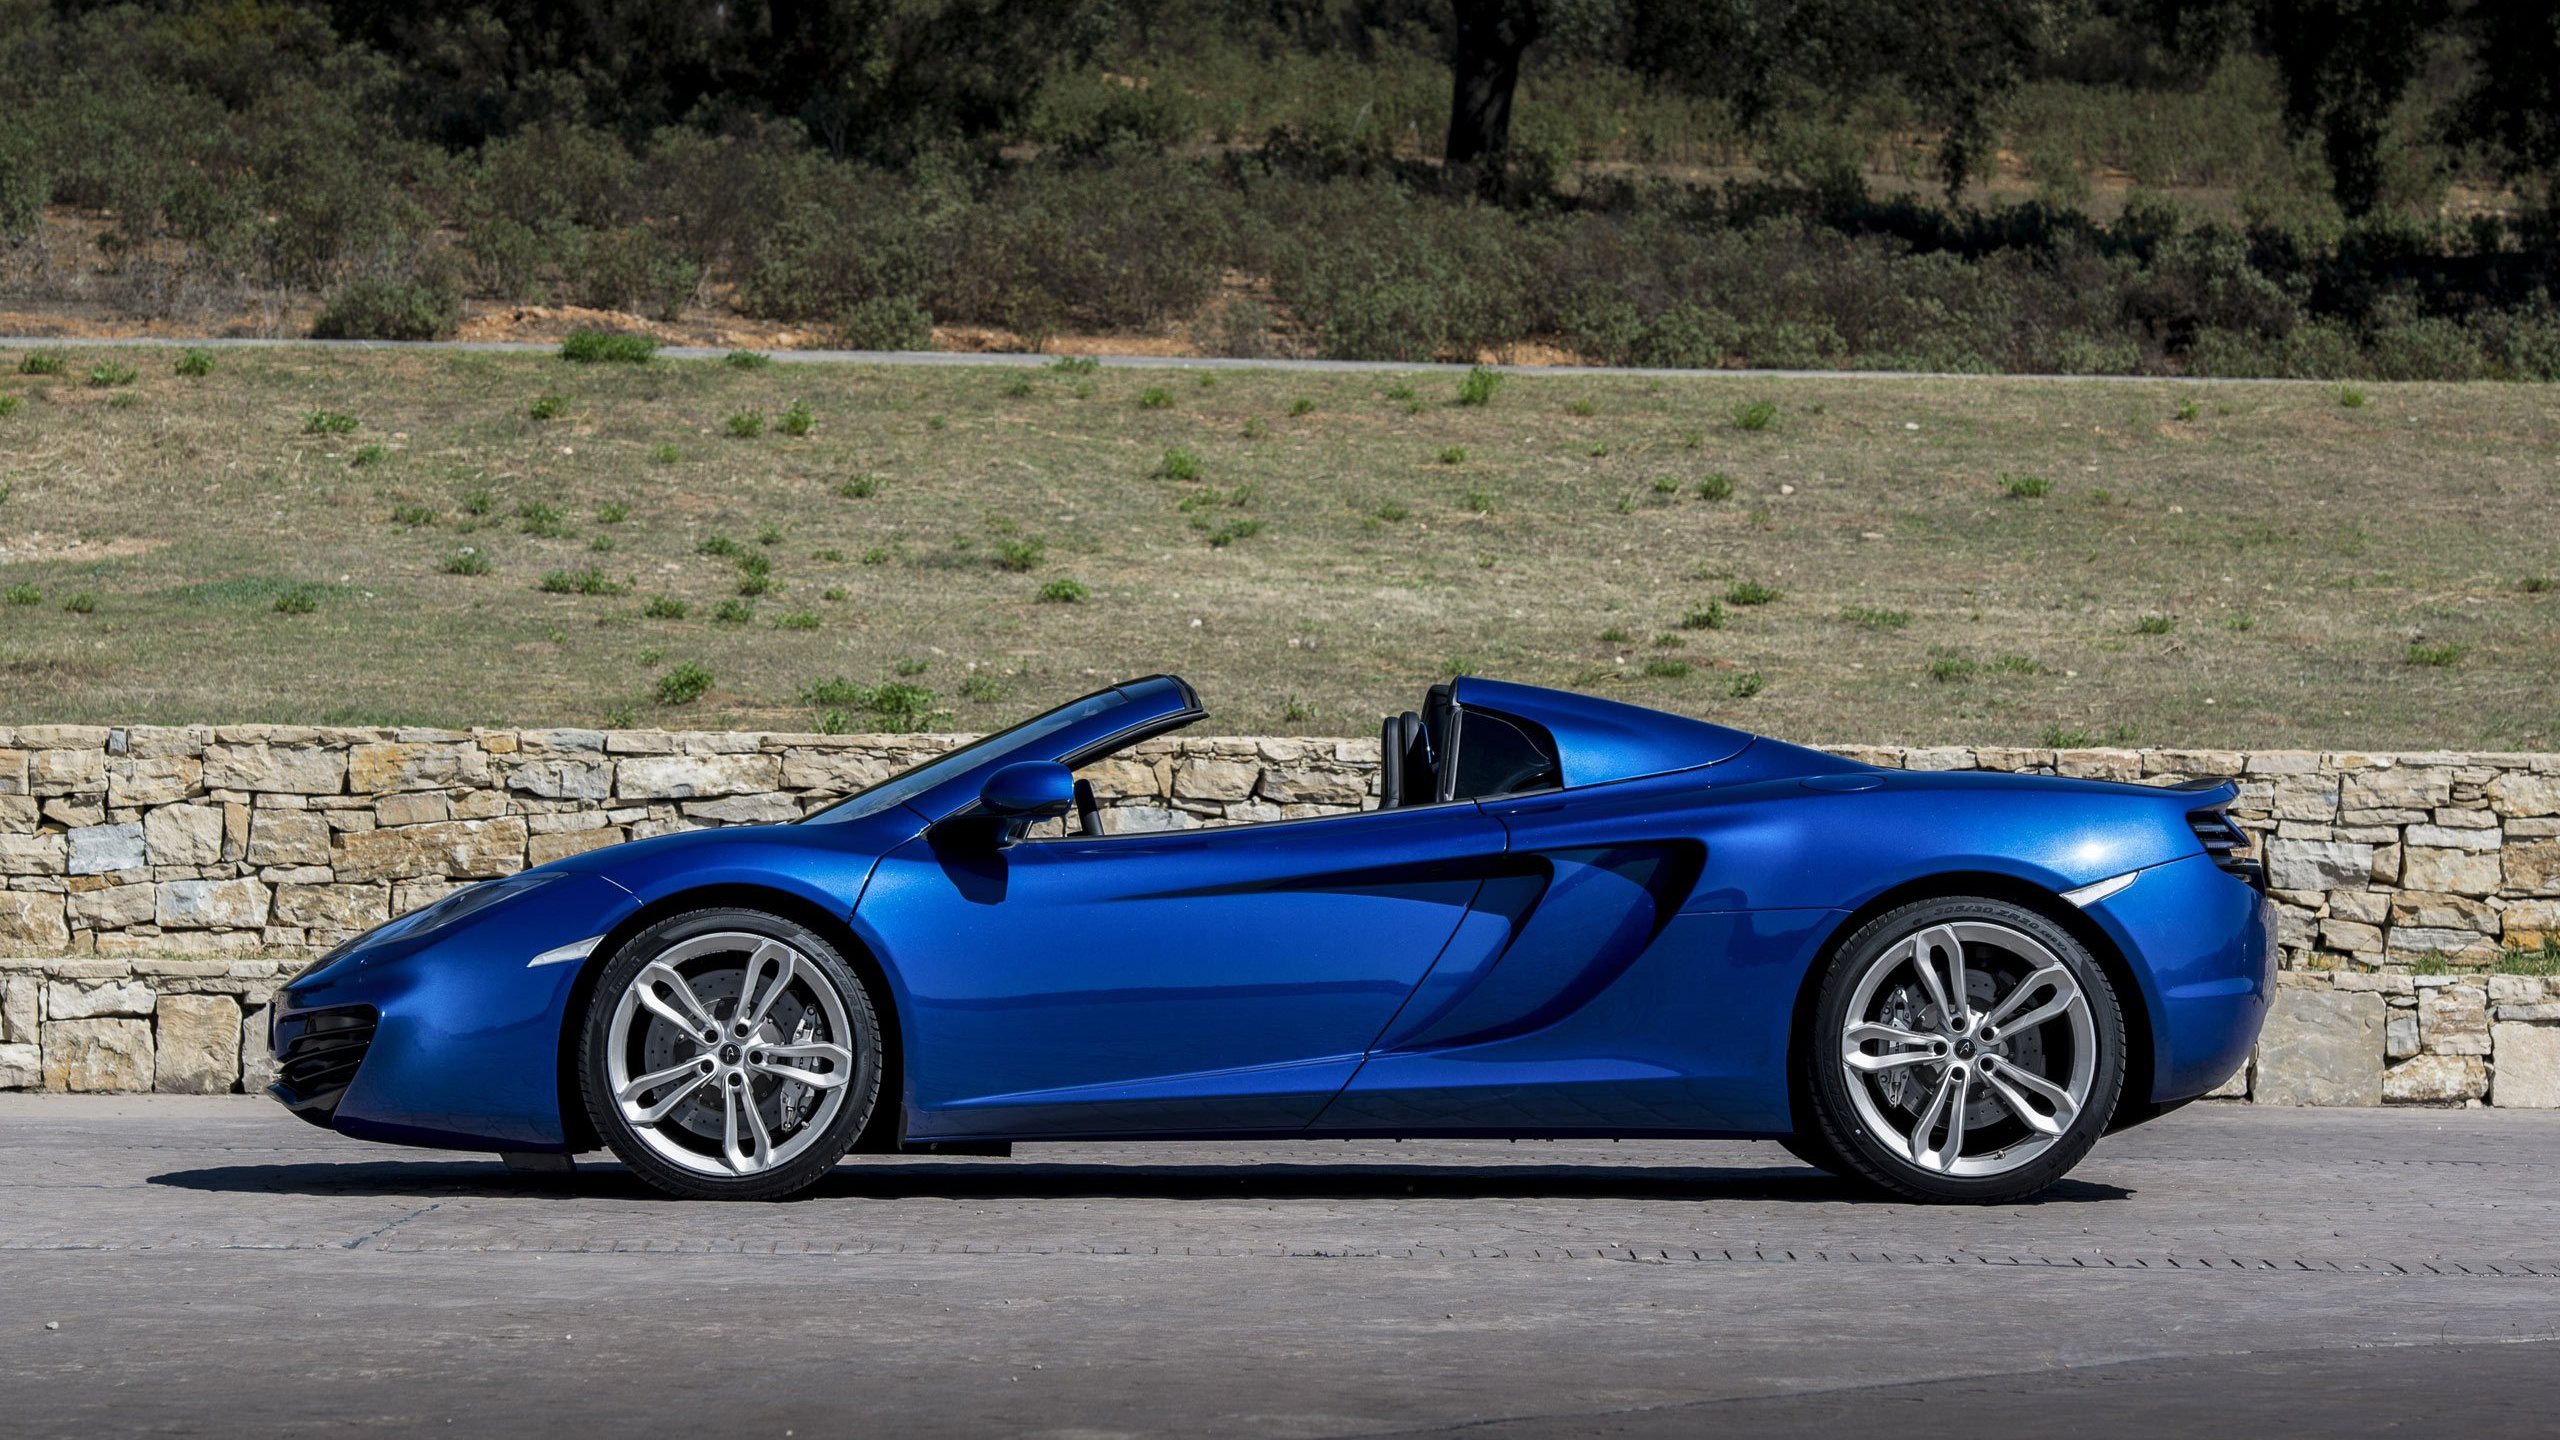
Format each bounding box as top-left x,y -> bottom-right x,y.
1954,1038 -> 1977,1060
719,1043 -> 741,1065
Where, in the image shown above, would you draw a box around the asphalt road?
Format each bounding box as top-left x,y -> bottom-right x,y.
0,333 -> 2330,383
1,1098 -> 2554,1438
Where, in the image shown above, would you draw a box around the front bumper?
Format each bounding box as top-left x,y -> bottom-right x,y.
264,871 -> 637,1152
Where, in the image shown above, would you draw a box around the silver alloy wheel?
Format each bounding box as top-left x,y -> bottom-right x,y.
604,931 -> 858,1179
1837,919 -> 2095,1179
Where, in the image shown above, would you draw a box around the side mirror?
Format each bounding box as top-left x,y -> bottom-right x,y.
978,761 -> 1076,822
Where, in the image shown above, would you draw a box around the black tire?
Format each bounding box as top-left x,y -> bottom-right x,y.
579,908 -> 883,1201
1776,1130 -> 1848,1177
1804,896 -> 2124,1204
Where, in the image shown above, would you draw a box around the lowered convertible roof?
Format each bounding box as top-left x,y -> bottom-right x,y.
1451,676 -> 1756,788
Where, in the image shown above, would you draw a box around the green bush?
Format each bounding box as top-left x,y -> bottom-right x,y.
559,329 -> 657,364
311,278 -> 461,342
655,662 -> 714,705
836,294 -> 934,351
578,225 -> 700,320
174,349 -> 215,378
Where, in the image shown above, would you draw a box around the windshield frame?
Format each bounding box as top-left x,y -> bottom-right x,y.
797,677 -> 1199,826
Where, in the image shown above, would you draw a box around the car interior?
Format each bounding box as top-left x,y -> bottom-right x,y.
1051,681 -> 1564,839
1377,682 -> 1563,809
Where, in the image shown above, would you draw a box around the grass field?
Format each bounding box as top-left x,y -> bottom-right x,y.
0,345 -> 2554,748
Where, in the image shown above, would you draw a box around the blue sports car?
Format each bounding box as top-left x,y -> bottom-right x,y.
269,675 -> 2273,1203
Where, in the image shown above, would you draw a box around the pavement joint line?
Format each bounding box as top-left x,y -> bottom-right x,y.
5,1238 -> 2552,1273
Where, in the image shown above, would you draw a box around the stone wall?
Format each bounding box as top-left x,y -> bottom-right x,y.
2,725 -> 2555,1100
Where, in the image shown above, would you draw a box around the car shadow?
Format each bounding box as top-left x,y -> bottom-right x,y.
147,1156 -> 2130,1205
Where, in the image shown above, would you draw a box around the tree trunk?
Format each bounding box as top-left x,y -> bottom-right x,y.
1444,0 -> 1542,176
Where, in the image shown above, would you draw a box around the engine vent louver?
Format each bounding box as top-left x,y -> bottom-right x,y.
2187,808 -> 2264,891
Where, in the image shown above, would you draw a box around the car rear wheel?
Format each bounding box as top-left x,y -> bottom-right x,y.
1805,897 -> 2124,1204
579,909 -> 882,1201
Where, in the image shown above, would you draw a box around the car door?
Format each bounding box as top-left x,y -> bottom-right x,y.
858,802 -> 1509,1139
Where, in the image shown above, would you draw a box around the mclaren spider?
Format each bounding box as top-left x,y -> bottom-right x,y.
268,675 -> 2273,1203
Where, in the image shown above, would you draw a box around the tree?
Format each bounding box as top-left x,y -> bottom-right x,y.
1434,1 -> 2063,200
1444,0 -> 1543,175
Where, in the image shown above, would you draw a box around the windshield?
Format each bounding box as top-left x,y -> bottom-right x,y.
798,685 -> 1131,825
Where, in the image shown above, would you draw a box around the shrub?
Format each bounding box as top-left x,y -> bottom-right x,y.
273,586 -> 320,615
1680,602 -> 1727,630
577,225 -> 699,321
462,489 -> 496,516
655,663 -> 714,705
1157,448 -> 1202,481
350,445 -> 388,468
1038,578 -> 1088,603
0,394 -> 17,417
1438,446 -> 1468,466
2002,474 -> 2052,498
2522,576 -> 2555,594
596,502 -> 629,524
835,294 -> 934,351
61,593 -> 98,614
1050,355 -> 1099,375
779,399 -> 815,436
1928,655 -> 1978,683
2407,641 -> 2464,667
713,598 -> 754,624
726,409 -> 765,438
837,475 -> 883,499
1641,658 -> 1691,679
1290,397 -> 1317,417
1455,366 -> 1504,407
2135,614 -> 2176,634
642,595 -> 687,619
775,611 -> 820,630
17,352 -> 64,376
1651,476 -> 1680,495
528,394 -> 567,421
1372,501 -> 1410,522
538,568 -> 623,595
726,350 -> 772,369
559,330 -> 656,364
312,278 -> 461,341
175,349 -> 215,378
2335,384 -> 2367,409
1729,400 -> 1777,431
698,535 -> 743,558
1840,605 -> 1912,628
652,444 -> 680,464
1696,473 -> 1735,500
441,548 -> 491,575
304,411 -> 359,435
1728,671 -> 1767,698
516,501 -> 570,537
1725,581 -> 1781,606
1203,519 -> 1264,547
1137,386 -> 1173,410
86,361 -> 139,388
995,536 -> 1046,572
3,584 -> 39,606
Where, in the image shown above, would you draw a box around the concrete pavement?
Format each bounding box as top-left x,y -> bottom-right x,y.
1,1097 -> 2554,1436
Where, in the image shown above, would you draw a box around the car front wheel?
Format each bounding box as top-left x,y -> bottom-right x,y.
1805,897 -> 2125,1204
579,909 -> 883,1201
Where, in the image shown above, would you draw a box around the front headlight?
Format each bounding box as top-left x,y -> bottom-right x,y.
401,870 -> 564,939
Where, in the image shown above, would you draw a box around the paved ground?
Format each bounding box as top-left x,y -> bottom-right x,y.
1,1099 -> 2554,1438
0,333 -> 2330,381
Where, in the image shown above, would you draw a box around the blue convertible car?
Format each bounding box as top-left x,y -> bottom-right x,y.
269,675 -> 2273,1203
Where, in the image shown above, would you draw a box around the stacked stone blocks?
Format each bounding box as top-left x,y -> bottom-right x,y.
2,725 -> 2554,1102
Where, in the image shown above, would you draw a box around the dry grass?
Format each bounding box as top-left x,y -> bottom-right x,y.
0,348 -> 2554,747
